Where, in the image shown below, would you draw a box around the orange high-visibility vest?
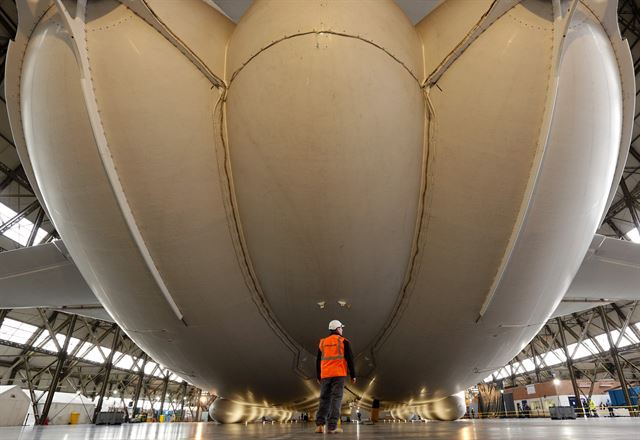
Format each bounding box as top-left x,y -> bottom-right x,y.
319,334 -> 348,379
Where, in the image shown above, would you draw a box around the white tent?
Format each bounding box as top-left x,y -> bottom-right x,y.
0,385 -> 30,426
23,391 -> 95,426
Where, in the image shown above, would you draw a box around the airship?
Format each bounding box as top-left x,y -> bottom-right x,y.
1,0 -> 638,422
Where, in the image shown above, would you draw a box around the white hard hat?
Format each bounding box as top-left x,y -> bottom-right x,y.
328,320 -> 345,331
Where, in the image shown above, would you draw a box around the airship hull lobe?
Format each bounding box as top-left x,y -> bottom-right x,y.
17,0 -> 314,404
367,1 -> 625,403
225,0 -> 426,355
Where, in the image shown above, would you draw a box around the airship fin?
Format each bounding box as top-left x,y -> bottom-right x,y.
4,1 -> 55,221
553,234 -> 640,317
0,241 -> 111,321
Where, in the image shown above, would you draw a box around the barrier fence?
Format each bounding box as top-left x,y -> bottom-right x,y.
465,405 -> 639,419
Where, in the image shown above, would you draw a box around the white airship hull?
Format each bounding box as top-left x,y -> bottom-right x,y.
5,0 -> 633,421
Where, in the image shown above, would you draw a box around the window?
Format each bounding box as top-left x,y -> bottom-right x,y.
33,332 -> 81,353
581,339 -> 599,355
33,332 -> 57,352
521,358 -> 535,372
625,227 -> 640,243
511,362 -> 522,374
0,318 -> 38,344
0,203 -> 47,246
473,320 -> 640,387
76,341 -> 95,358
541,349 -> 565,366
114,353 -> 135,370
144,362 -> 158,376
609,329 -> 634,348
82,345 -> 110,363
625,328 -> 640,344
594,334 -> 611,351
571,342 -> 594,359
551,348 -> 567,363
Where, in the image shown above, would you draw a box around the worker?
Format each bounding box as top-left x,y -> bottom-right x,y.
315,320 -> 356,434
588,398 -> 598,417
371,398 -> 380,424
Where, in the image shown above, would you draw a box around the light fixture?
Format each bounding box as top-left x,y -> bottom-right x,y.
553,378 -> 561,386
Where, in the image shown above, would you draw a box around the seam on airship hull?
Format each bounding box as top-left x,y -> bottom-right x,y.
213,89 -> 312,381
366,88 -> 435,359
120,0 -> 227,90
227,30 -> 421,87
505,10 -> 553,31
81,0 -> 314,382
85,12 -> 133,30
218,30 -> 426,376
225,30 -> 435,364
424,0 -> 520,87
365,1 -> 529,355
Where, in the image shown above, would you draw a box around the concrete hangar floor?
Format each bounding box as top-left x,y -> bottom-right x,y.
1,419 -> 640,440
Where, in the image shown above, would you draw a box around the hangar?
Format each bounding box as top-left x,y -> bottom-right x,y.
0,0 -> 639,438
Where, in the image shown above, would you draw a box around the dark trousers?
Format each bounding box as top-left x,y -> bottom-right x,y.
316,377 -> 345,429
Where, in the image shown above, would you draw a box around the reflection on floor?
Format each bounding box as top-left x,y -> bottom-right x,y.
1,418 -> 639,440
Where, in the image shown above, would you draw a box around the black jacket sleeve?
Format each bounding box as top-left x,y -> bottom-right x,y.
344,340 -> 356,379
316,349 -> 322,381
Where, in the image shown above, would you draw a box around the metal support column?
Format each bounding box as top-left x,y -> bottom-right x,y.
530,343 -> 541,383
557,317 -> 584,417
23,358 -> 40,423
158,374 -> 170,416
93,325 -> 121,423
38,314 -> 77,425
179,381 -> 187,421
132,354 -> 147,417
195,389 -> 202,422
0,308 -> 9,326
598,306 -> 635,416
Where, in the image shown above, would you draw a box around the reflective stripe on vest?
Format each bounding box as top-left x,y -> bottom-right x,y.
319,335 -> 348,378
